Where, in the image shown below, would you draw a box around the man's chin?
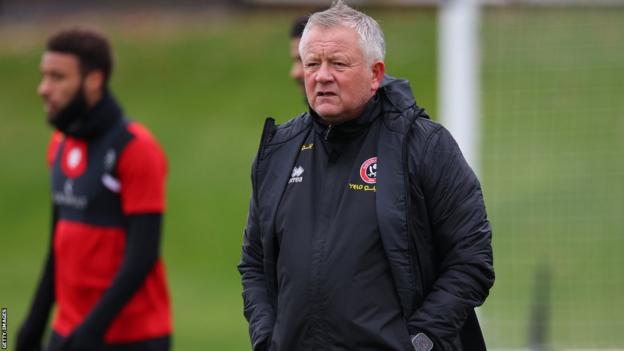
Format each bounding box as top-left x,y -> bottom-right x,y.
315,111 -> 347,125
314,104 -> 349,120
43,104 -> 58,119
314,103 -> 338,116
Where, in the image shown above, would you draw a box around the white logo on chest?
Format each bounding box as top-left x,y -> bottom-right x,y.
54,179 -> 88,209
102,174 -> 121,193
289,166 -> 304,184
104,149 -> 116,171
64,179 -> 74,194
67,147 -> 82,169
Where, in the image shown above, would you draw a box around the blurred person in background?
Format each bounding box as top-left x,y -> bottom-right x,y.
239,1 -> 494,351
16,28 -> 172,351
289,15 -> 308,91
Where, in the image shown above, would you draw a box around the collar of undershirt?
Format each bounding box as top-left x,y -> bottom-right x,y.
311,93 -> 381,143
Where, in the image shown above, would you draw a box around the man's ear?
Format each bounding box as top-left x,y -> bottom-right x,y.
84,70 -> 104,95
371,60 -> 386,91
83,70 -> 105,107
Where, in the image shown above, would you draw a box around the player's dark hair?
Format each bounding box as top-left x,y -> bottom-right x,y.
290,15 -> 309,39
47,27 -> 113,86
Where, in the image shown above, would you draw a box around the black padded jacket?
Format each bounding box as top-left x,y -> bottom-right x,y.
239,75 -> 494,351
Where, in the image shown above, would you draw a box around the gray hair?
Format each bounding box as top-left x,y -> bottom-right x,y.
299,0 -> 386,65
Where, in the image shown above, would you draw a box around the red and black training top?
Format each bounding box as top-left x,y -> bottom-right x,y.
47,106 -> 172,343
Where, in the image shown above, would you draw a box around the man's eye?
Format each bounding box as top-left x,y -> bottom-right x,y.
50,73 -> 64,80
304,62 -> 319,68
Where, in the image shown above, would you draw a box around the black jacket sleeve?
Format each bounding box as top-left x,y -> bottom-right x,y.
60,213 -> 162,350
238,191 -> 275,351
407,126 -> 495,350
16,207 -> 57,351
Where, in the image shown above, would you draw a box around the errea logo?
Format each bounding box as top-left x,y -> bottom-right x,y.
289,166 -> 304,184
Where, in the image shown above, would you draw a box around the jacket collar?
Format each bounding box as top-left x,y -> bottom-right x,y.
379,74 -> 420,116
56,91 -> 123,139
310,93 -> 382,142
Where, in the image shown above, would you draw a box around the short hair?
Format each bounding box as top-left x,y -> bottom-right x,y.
46,27 -> 113,86
300,0 -> 385,65
290,15 -> 309,39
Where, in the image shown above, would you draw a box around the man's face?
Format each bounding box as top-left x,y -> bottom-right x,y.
289,37 -> 305,90
300,25 -> 383,123
38,51 -> 82,119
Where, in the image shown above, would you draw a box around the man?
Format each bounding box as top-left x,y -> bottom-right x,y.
16,28 -> 172,351
289,15 -> 308,90
239,2 -> 494,351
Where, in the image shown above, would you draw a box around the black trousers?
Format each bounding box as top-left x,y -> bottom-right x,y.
46,331 -> 170,351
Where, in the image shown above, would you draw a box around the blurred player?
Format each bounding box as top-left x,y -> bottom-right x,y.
289,15 -> 308,91
16,28 -> 172,351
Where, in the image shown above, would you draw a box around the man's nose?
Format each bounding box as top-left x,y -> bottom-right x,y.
315,62 -> 334,83
37,79 -> 49,97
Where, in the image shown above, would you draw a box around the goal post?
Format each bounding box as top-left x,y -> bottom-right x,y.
438,0 -> 482,174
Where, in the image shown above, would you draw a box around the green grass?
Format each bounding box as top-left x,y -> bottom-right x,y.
480,7 -> 624,349
1,6 -> 623,351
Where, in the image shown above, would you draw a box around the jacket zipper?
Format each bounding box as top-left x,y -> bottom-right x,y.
324,124 -> 333,140
253,118 -> 275,207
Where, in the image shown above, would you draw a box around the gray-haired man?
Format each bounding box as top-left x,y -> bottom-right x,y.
239,2 -> 494,350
